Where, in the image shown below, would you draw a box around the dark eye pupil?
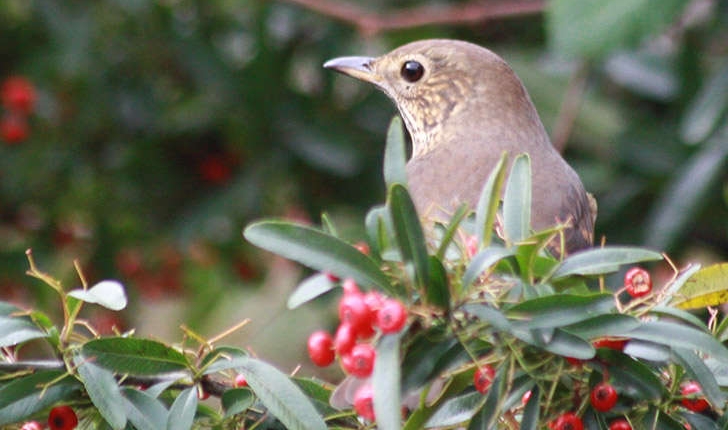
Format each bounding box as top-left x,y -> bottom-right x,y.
401,61 -> 424,82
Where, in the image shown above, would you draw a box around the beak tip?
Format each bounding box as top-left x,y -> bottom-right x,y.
322,56 -> 375,74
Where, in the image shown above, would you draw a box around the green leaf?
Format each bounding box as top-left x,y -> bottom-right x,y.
166,387 -> 197,430
462,303 -> 512,331
287,273 -> 336,309
0,371 -> 82,425
435,204 -> 469,260
76,357 -> 127,429
82,337 -> 189,375
672,347 -> 726,408
468,365 -> 506,429
244,220 -> 391,293
374,333 -> 402,430
502,154 -> 531,244
200,345 -> 248,371
0,315 -> 46,347
68,280 -> 127,311
597,349 -> 665,400
425,391 -> 484,427
365,205 -> 390,258
201,356 -> 327,430
562,314 -> 640,339
426,256 -> 450,310
536,329 -> 595,359
680,60 -> 728,144
649,306 -> 707,329
548,0 -> 690,58
617,320 -> 728,362
460,246 -> 516,293
508,293 -> 615,329
388,184 -> 429,289
671,263 -> 728,309
384,116 -> 407,187
401,330 -> 465,393
475,152 -> 508,248
520,385 -> 540,430
122,388 -> 169,430
549,246 -> 663,280
222,388 -> 255,417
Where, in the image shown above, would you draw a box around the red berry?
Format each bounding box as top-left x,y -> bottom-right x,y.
353,384 -> 375,421
1,113 -> 28,144
376,299 -> 407,334
609,419 -> 632,430
338,292 -> 374,336
473,365 -> 495,394
624,267 -> 652,298
48,405 -> 78,430
341,278 -> 360,295
363,290 -> 384,314
341,343 -> 375,378
234,374 -> 248,388
550,412 -> 583,430
590,382 -> 618,412
307,330 -> 335,367
593,338 -> 627,351
521,390 -> 532,405
198,155 -> 231,184
21,422 -> 43,430
1,76 -> 36,114
324,271 -> 340,282
198,389 -> 210,400
681,381 -> 709,412
353,241 -> 370,255
565,356 -> 583,366
334,323 -> 356,355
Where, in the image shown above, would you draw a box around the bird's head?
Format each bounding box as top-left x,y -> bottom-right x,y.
324,39 -> 535,157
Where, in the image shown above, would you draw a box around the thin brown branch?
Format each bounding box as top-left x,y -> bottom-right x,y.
278,0 -> 546,36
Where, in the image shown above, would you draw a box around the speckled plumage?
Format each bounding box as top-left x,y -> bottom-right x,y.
325,39 -> 595,254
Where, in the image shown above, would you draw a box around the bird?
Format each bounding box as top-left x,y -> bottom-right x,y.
324,39 -> 596,255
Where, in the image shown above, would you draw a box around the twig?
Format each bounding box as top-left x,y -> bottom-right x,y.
277,0 -> 546,36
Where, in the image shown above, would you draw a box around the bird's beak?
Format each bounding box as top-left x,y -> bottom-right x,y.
323,56 -> 379,84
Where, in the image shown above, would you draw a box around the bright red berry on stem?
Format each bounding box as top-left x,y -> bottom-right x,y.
363,290 -> 383,314
21,421 -> 43,430
1,76 -> 36,114
338,292 -> 374,336
609,419 -> 632,430
334,323 -> 356,355
307,330 -> 335,367
48,405 -> 78,430
590,382 -> 618,412
353,384 -> 375,421
376,298 -> 407,334
550,412 -> 583,430
234,373 -> 248,388
473,365 -> 495,394
521,390 -> 532,405
1,113 -> 28,144
341,343 -> 375,378
624,267 -> 652,298
681,381 -> 709,412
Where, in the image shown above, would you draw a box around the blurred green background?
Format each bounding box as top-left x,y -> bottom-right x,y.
1,0 -> 726,371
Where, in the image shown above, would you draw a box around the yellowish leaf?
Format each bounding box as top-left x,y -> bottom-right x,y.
671,263 -> 728,309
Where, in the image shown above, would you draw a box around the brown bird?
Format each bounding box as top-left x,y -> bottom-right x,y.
324,39 -> 596,255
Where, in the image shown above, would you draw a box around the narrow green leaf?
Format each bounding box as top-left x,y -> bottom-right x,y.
166,387 -> 197,430
320,212 -> 338,236
435,204 -> 470,260
671,263 -> 728,309
0,371 -> 81,425
202,356 -> 326,430
374,334 -> 402,430
384,116 -> 407,187
520,385 -> 540,430
680,60 -> 728,144
461,303 -> 512,332
540,329 -> 594,359
82,337 -> 189,375
388,184 -> 429,289
597,349 -> 666,400
549,246 -> 663,280
68,280 -> 127,311
460,246 -> 515,293
365,205 -> 390,258
672,347 -> 726,408
0,315 -> 46,347
287,273 -> 335,309
426,256 -> 450,310
502,154 -> 531,244
244,220 -> 391,292
616,321 -> 728,362
122,388 -> 169,430
222,388 -> 255,418
562,314 -> 640,339
76,357 -> 127,429
650,306 -> 707,329
425,392 -> 484,427
475,152 -> 508,248
508,293 -> 615,329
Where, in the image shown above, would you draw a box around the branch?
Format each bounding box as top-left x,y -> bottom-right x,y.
277,0 -> 546,36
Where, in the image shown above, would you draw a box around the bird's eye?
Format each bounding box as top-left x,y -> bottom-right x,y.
400,60 -> 424,82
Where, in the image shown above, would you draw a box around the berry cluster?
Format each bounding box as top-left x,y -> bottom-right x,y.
1,76 -> 36,145
21,405 -> 78,430
307,277 -> 407,421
